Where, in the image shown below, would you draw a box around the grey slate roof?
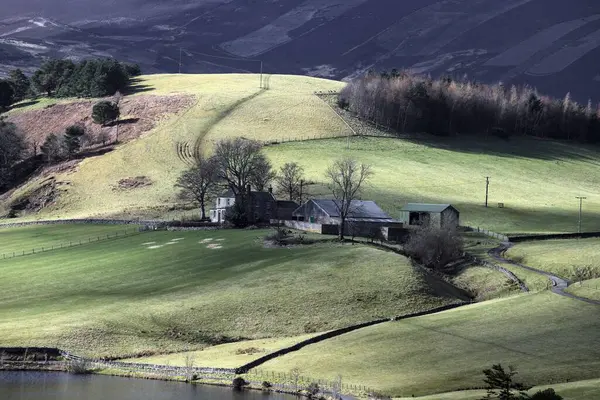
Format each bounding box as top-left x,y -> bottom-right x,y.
277,200 -> 300,208
401,203 -> 457,213
250,191 -> 276,203
311,199 -> 391,219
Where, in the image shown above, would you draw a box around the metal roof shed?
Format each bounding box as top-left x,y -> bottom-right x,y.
399,203 -> 459,229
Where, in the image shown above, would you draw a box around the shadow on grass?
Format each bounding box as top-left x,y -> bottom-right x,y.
124,78 -> 154,95
400,133 -> 600,163
105,117 -> 140,127
367,188 -> 600,235
9,99 -> 40,111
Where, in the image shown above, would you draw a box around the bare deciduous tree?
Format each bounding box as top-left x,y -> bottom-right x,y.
325,157 -> 372,240
0,117 -> 25,188
250,157 -> 277,192
276,162 -> 305,202
212,137 -> 273,200
184,353 -> 196,382
404,225 -> 464,270
175,155 -> 219,220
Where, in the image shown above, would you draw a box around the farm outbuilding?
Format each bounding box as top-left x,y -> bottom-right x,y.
289,199 -> 405,240
399,204 -> 459,229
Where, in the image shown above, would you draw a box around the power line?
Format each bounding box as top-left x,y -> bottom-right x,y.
576,196 -> 587,234
485,176 -> 490,208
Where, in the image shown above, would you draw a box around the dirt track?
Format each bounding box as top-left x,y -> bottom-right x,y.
489,242 -> 600,306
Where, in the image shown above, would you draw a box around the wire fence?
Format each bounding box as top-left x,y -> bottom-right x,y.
464,226 -> 509,242
0,227 -> 144,261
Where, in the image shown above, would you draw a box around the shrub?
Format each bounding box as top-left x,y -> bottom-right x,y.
405,226 -> 464,270
66,358 -> 91,374
529,388 -> 563,400
232,377 -> 249,390
92,101 -> 120,126
265,227 -> 290,245
306,382 -> 320,398
224,201 -> 249,228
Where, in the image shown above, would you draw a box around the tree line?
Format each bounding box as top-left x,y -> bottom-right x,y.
338,70 -> 600,143
0,58 -> 141,110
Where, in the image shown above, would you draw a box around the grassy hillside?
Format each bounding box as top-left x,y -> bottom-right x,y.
566,278 -> 600,300
0,226 -> 467,358
394,378 -> 600,400
1,74 -> 347,220
259,292 -> 600,397
2,73 -> 600,234
265,136 -> 600,234
0,224 -> 137,256
506,238 -> 600,280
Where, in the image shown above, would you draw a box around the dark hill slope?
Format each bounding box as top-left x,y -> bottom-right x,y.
1,0 -> 599,101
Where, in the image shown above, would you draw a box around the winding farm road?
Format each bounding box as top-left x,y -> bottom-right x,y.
489,243 -> 600,306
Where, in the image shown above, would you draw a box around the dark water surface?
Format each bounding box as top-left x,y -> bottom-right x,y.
0,371 -> 295,400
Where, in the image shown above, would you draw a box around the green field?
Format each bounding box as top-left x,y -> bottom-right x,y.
0,226 -> 468,358
0,224 -> 138,256
123,334 -> 316,369
3,74 -> 600,235
395,378 -> 600,400
566,278 -> 600,300
259,292 -> 600,397
265,136 -> 600,234
506,238 -> 600,281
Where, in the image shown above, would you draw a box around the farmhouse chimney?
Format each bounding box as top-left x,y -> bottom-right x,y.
247,184 -> 251,195
268,185 -> 273,194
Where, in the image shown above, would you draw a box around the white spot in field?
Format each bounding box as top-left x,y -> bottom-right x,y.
216,238 -> 225,241
207,244 -> 222,249
148,245 -> 164,249
165,242 -> 176,245
142,242 -> 156,245
200,238 -> 214,243
171,238 -> 184,241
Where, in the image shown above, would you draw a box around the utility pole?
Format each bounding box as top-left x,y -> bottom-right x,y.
576,196 -> 586,234
259,61 -> 263,89
485,177 -> 490,207
179,47 -> 183,74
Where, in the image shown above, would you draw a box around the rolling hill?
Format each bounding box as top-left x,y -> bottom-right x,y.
0,225 -> 469,358
2,74 -> 600,235
2,1 -> 600,101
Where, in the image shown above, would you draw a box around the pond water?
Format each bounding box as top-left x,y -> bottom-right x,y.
0,371 -> 295,400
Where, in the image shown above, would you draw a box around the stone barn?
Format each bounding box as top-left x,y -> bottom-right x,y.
291,199 -> 403,238
399,204 -> 459,229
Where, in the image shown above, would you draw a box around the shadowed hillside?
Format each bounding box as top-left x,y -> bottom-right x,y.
1,0 -> 600,101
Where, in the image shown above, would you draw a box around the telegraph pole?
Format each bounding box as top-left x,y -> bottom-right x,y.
259,61 -> 263,89
179,47 -> 183,74
576,196 -> 586,234
485,177 -> 490,207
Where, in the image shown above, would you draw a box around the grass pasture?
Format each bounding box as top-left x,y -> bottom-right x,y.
123,334 -> 316,369
2,74 -> 346,220
394,378 -> 600,400
506,238 -> 600,281
259,292 -> 600,397
0,224 -> 138,257
566,278 -> 600,300
3,74 -> 600,235
265,136 -> 600,235
0,226 -> 467,358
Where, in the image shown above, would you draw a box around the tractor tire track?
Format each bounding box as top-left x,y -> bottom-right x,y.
489,242 -> 600,306
191,88 -> 268,161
